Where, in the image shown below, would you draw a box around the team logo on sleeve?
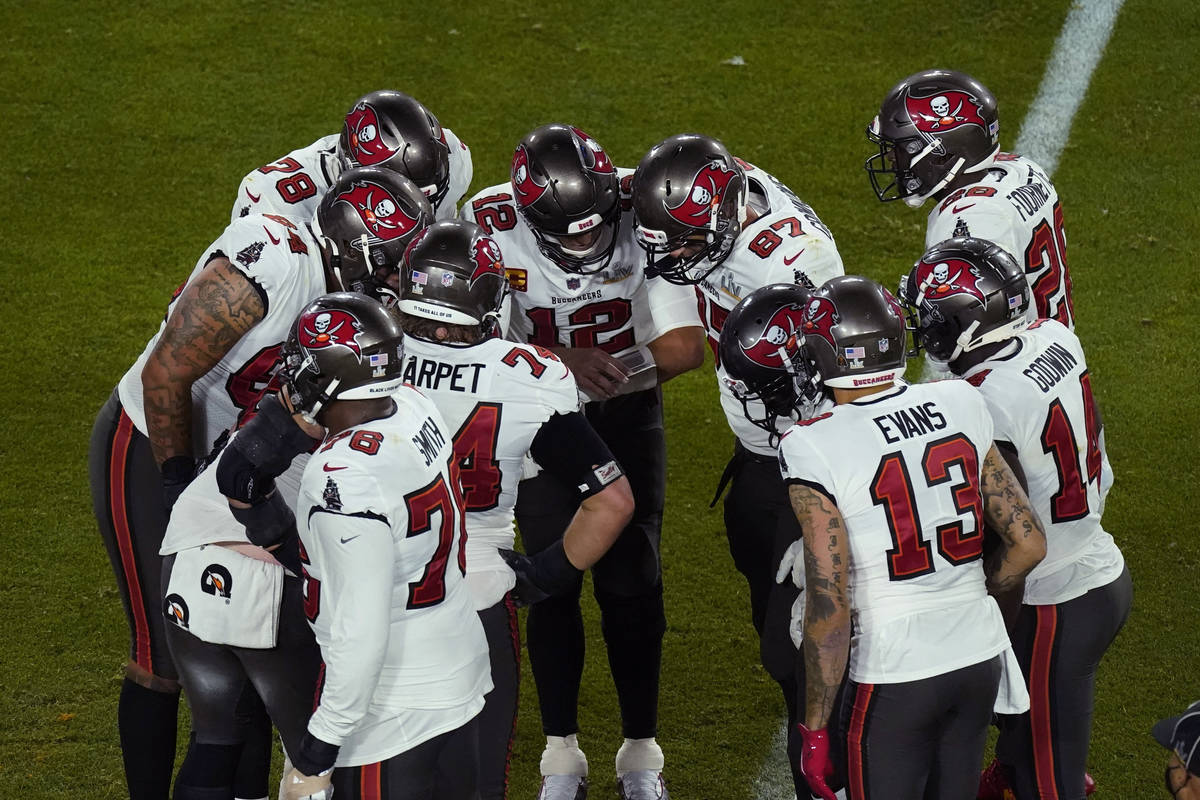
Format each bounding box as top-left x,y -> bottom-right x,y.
666,161 -> 738,227
470,235 -> 505,287
331,181 -> 421,241
200,564 -> 233,599
236,241 -> 265,267
904,89 -> 988,135
343,102 -> 397,166
801,297 -> 841,350
911,258 -> 986,303
571,127 -> 615,174
512,145 -> 548,207
298,309 -> 363,359
163,594 -> 189,629
742,303 -> 807,368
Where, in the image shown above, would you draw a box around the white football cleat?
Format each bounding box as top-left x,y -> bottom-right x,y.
536,774 -> 588,800
538,734 -> 588,800
616,770 -> 667,800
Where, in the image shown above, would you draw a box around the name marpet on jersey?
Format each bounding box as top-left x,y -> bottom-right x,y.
1022,342 -> 1078,393
1007,179 -> 1052,221
402,357 -> 486,394
873,401 -> 949,444
412,417 -> 447,467
551,289 -> 603,305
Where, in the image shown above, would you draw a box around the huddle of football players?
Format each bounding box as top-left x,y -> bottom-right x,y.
86,67 -> 1129,800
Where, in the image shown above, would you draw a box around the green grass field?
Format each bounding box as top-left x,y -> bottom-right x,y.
1,1 -> 1196,797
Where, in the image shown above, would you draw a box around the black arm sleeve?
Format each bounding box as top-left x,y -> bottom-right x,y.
529,411 -> 624,499
230,490 -> 296,549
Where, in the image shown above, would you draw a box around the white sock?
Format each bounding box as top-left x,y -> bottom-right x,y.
540,734 -> 588,776
615,737 -> 664,773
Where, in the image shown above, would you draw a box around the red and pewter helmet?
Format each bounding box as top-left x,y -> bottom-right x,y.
900,237 -> 1030,363
718,283 -> 824,437
280,292 -> 406,421
337,90 -> 453,210
802,276 -> 908,390
510,123 -> 621,274
866,69 -> 1000,207
313,166 -> 433,305
631,133 -> 748,285
398,219 -> 508,335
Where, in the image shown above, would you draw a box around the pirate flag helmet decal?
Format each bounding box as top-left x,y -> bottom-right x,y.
866,69 -> 1000,207
314,166 -> 433,305
280,292 -> 407,422
900,237 -> 1030,363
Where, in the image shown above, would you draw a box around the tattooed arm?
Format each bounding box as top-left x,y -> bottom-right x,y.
141,257 -> 265,466
980,444 -> 1046,595
789,482 -> 851,730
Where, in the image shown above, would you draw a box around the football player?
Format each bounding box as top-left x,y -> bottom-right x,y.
87,167 -> 431,800
463,124 -> 705,800
631,132 -> 843,796
395,219 -> 635,800
767,276 -> 1045,800
158,391 -> 324,800
866,69 -> 1075,330
232,89 -> 471,223
900,239 -> 1131,800
275,292 -> 491,800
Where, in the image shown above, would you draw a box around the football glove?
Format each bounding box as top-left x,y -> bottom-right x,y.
161,455 -> 198,513
283,731 -> 338,800
218,394 -> 320,504
775,538 -> 805,589
796,723 -> 836,800
499,540 -> 581,606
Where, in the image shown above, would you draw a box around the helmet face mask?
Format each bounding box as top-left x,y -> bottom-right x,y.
718,284 -> 823,442
900,237 -> 1031,364
314,166 -> 434,307
336,90 -> 452,210
865,69 -> 1000,208
511,125 -> 622,275
280,292 -> 407,422
632,133 -> 747,286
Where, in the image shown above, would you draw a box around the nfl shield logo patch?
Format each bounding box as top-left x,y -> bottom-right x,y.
878,338 -> 890,353
566,277 -> 581,290
441,272 -> 455,287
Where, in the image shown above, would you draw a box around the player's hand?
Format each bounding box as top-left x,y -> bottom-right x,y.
555,347 -> 629,401
218,394 -> 321,503
499,541 -> 582,606
161,455 -> 198,514
282,766 -> 332,800
775,539 -> 805,588
796,723 -> 837,800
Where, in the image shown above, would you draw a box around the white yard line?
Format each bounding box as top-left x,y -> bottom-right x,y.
1014,0 -> 1126,175
754,1 -> 1124,797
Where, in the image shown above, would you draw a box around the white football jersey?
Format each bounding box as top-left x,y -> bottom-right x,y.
117,214 -> 328,456
925,153 -> 1075,328
461,170 -> 700,359
232,128 -> 472,223
778,381 -> 1011,684
400,336 -> 579,609
297,385 -> 491,766
960,319 -> 1123,605
696,162 -> 844,455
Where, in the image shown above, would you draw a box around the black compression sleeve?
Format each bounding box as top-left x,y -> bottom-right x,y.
529,411 -> 624,499
230,491 -> 296,549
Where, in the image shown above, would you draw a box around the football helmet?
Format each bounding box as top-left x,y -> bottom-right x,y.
280,292 -> 406,421
631,133 -> 748,285
398,219 -> 508,334
801,275 -> 908,390
866,69 -> 999,207
900,237 -> 1030,364
511,123 -> 621,274
718,283 -> 823,437
313,165 -> 433,306
337,90 -> 453,209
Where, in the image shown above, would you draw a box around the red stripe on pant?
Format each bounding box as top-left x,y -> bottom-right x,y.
359,761 -> 382,800
1031,605 -> 1060,798
110,410 -> 153,671
848,682 -> 875,800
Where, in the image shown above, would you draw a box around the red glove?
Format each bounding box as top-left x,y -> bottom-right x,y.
796,723 -> 837,800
